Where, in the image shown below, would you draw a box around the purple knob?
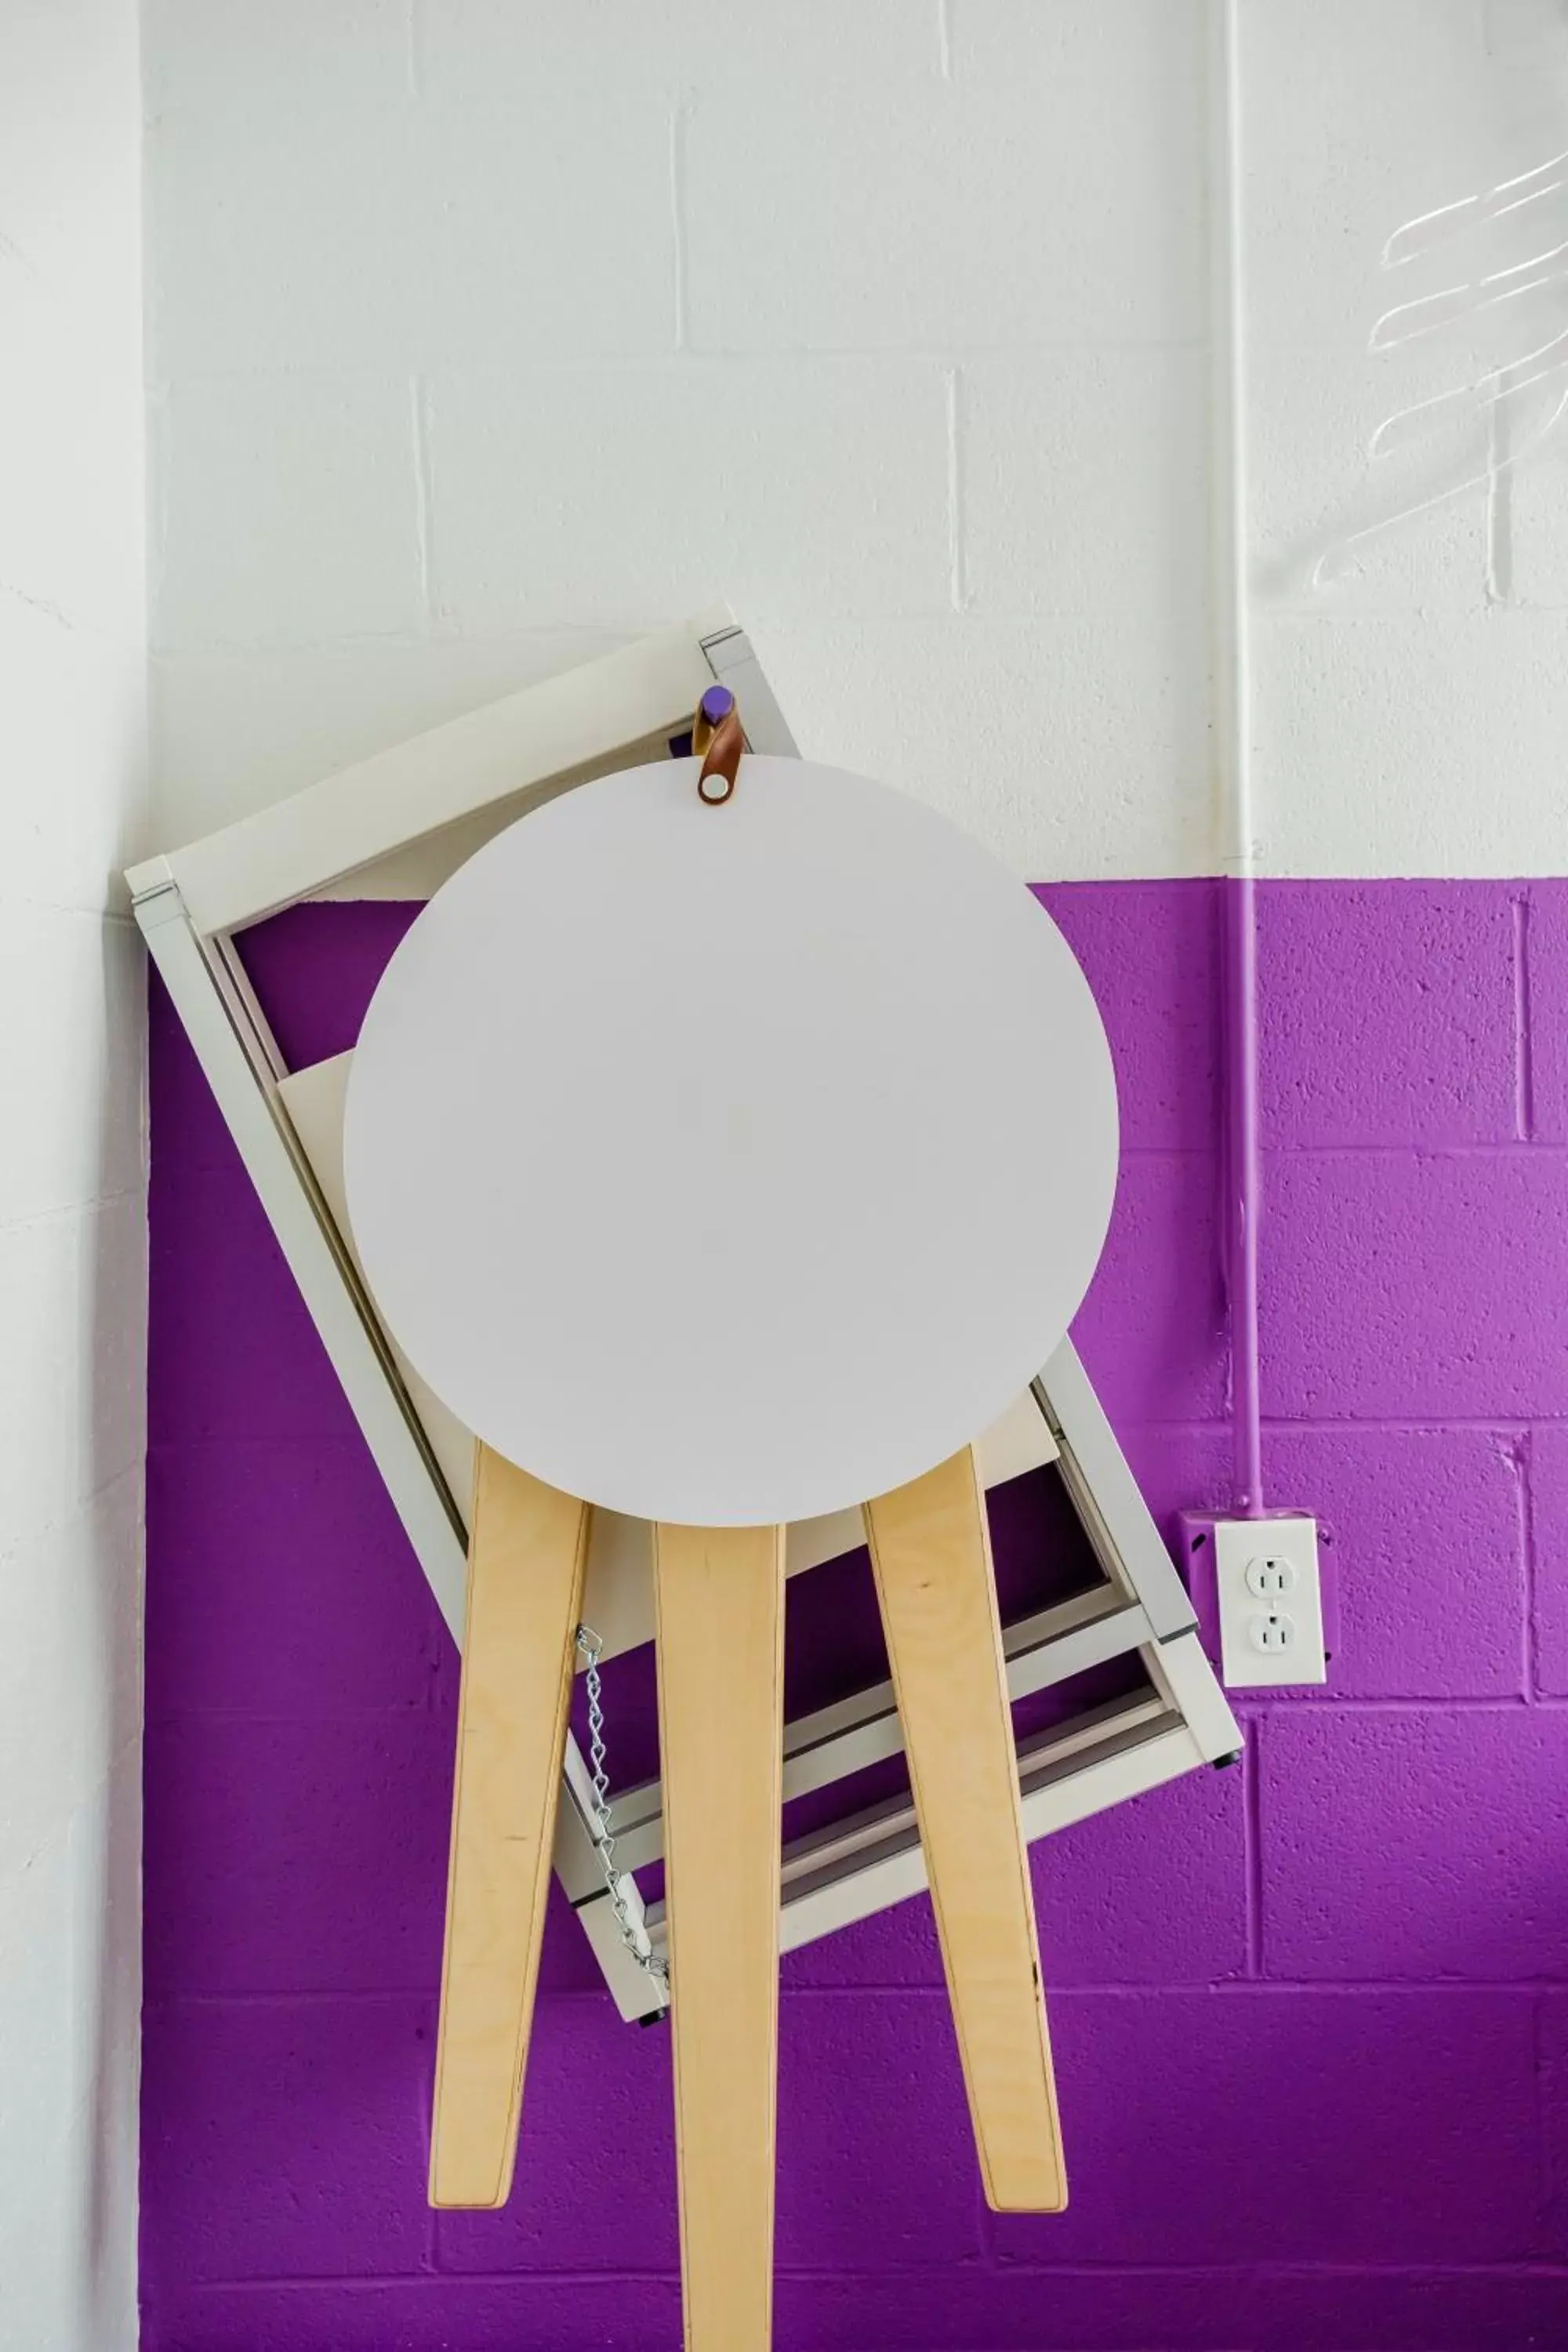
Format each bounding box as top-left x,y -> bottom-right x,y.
700,684 -> 735,724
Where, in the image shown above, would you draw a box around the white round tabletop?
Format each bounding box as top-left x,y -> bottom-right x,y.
343,754 -> 1118,1528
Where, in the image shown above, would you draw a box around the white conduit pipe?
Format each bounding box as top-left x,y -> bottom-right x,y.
1209,0 -> 1265,1516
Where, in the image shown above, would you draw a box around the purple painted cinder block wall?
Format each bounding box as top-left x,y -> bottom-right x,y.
140,880 -> 1568,2351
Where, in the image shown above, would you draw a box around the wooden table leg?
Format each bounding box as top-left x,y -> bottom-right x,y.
654,1523 -> 786,2352
864,1446 -> 1067,2212
429,1443 -> 590,2209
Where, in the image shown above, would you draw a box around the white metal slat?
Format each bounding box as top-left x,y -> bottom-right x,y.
138,880 -> 471,1637
127,614 -> 736,936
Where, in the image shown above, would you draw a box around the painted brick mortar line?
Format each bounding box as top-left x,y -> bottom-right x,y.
1270,1693 -> 1536,1720
956,2264 -> 1568,2285
2,902 -> 140,929
935,0 -> 953,81
667,96 -> 690,352
946,364 -> 968,612
1482,1426 -> 1536,1704
1515,891 -> 1537,1142
0,1183 -> 147,1236
168,1138 -> 1568,1163
144,343 -> 1212,379
142,1979 -> 1568,2005
176,2262 -> 1568,2290
410,379 -> 434,628
402,0 -> 420,99
1519,1427 -> 1541,1701
1185,1417 -> 1555,1435
143,1696 -> 1555,1724
1262,1142 -> 1563,1159
139,1417 -> 1568,1443
1486,405 -> 1516,609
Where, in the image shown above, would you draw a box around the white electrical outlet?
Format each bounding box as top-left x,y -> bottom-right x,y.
1214,1515 -> 1326,1689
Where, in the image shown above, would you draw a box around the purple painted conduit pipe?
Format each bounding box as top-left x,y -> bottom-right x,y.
1225,871 -> 1265,1519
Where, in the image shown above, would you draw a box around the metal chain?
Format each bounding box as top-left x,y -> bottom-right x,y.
574,1624 -> 670,1998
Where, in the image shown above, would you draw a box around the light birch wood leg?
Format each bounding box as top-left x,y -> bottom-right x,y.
864,1446 -> 1067,2213
653,1523 -> 786,2352
428,1444 -> 590,2209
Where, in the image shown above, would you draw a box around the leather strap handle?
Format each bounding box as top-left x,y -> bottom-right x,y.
692,685 -> 744,805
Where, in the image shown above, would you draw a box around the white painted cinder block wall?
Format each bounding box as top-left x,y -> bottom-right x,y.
1,3 -> 148,2345
144,0 -> 1568,878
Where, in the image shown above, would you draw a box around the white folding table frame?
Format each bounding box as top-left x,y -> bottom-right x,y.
129,604 -> 1240,2024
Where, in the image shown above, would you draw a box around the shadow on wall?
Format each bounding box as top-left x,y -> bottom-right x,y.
78,919 -> 148,2352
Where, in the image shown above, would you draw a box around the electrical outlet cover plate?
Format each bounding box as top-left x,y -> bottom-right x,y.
1177,1512 -> 1334,1690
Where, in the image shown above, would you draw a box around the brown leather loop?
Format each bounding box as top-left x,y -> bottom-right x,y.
695,702 -> 744,805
